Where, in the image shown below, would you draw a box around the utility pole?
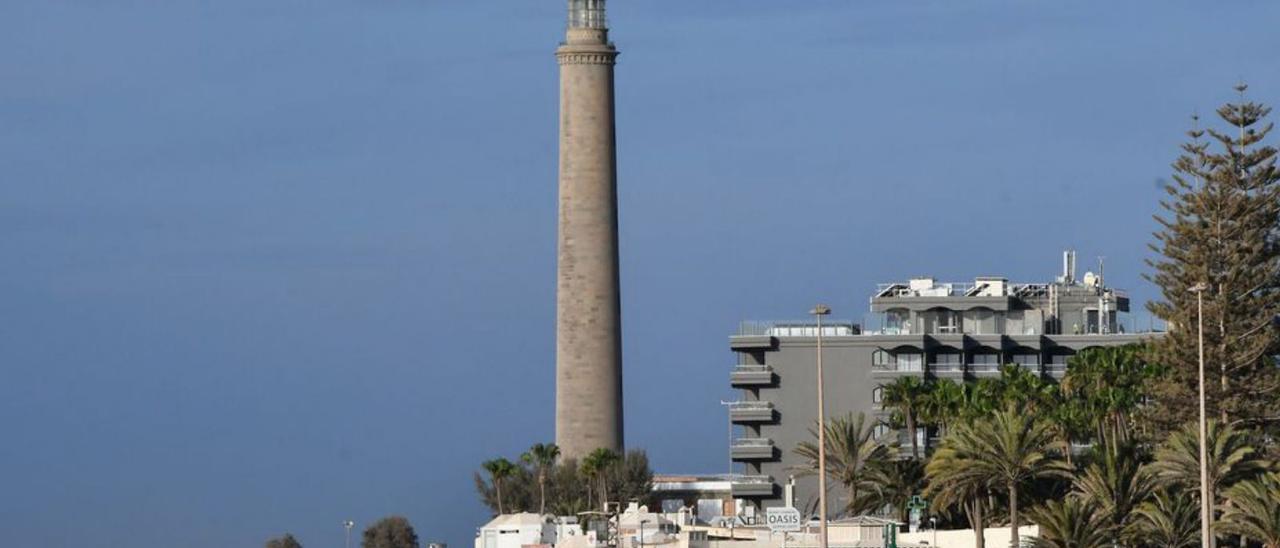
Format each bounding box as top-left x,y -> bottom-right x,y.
1191,282 -> 1211,548
810,305 -> 831,548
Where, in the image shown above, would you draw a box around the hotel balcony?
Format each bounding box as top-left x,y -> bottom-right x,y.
929,362 -> 965,377
730,438 -> 775,460
728,401 -> 776,423
871,362 -> 925,377
968,363 -> 1001,376
730,365 -> 775,387
729,475 -> 776,498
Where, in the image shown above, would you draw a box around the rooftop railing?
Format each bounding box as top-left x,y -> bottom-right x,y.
736,321 -> 857,337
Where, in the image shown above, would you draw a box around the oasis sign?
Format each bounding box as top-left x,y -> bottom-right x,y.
765,507 -> 802,532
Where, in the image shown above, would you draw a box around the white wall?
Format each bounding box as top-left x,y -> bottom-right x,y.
899,525 -> 1038,548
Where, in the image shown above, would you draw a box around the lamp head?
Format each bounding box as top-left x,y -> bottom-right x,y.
810,304 -> 831,316
1190,282 -> 1209,293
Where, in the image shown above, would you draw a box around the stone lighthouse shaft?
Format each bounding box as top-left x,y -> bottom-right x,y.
554,0 -> 624,461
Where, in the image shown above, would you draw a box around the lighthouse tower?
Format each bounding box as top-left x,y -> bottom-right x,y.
554,0 -> 623,461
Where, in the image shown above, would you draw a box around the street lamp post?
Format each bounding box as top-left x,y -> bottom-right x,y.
1190,282 -> 1211,548
719,400 -> 736,476
639,519 -> 650,548
344,520 -> 355,548
810,304 -> 831,548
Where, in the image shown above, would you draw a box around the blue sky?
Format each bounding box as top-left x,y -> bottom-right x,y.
3,1 -> 1279,546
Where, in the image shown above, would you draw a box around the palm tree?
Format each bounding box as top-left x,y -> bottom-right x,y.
521,443 -> 561,515
921,379 -> 965,437
926,443 -> 990,548
880,377 -> 927,458
580,448 -> 619,510
924,407 -> 1070,548
1150,420 -> 1267,511
1218,472 -> 1280,548
1060,345 -> 1151,441
1125,490 -> 1200,548
793,412 -> 891,516
482,458 -> 519,515
1073,431 -> 1156,545
993,365 -> 1056,413
1045,397 -> 1091,467
1026,497 -> 1113,548
868,458 -> 925,523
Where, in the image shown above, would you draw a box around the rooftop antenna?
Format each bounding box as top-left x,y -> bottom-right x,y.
1061,250 -> 1077,284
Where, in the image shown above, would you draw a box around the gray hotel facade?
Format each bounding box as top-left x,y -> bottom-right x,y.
724,253 -> 1161,512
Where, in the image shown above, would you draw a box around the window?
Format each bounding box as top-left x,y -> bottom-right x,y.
1013,354 -> 1040,367
897,353 -> 924,371
964,308 -> 998,335
885,309 -> 911,334
873,350 -> 895,367
933,352 -> 962,365
873,387 -> 883,404
970,353 -> 1000,365
874,424 -> 889,440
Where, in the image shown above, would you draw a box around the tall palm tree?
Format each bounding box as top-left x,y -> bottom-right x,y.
521,443 -> 561,515
1026,497 -> 1113,548
580,448 -> 619,511
1125,489 -> 1200,548
1218,472 -> 1280,548
1150,420 -> 1267,511
482,458 -> 518,515
926,443 -> 990,548
1073,431 -> 1156,545
880,377 -> 927,458
793,412 -> 892,516
924,407 -> 1070,548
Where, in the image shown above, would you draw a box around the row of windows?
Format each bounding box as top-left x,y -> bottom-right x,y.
873,349 -> 1071,366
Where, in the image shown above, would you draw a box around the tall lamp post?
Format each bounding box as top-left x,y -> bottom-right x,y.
719,400 -> 736,476
810,304 -> 831,548
344,520 -> 355,548
1189,282 -> 1211,548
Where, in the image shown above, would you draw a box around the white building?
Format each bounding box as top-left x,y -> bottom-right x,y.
476,513 -> 557,548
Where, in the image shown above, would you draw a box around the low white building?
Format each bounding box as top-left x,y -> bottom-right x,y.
476,513 -> 557,548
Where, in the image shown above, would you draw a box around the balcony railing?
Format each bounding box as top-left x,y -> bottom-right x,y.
873,363 -> 925,373
730,365 -> 774,386
969,363 -> 1000,374
727,401 -> 773,411
732,438 -> 773,447
930,363 -> 963,374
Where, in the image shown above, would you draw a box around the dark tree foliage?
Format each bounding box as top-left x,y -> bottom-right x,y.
608,450 -> 656,508
266,534 -> 303,548
362,516 -> 419,548
1146,85 -> 1280,441
475,445 -> 653,516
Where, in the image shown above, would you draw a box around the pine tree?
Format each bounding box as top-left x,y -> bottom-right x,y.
1146,84 -> 1280,440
